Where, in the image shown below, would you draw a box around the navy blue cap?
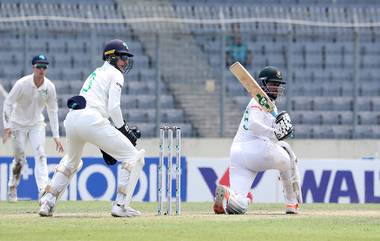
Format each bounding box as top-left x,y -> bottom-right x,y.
67,95 -> 86,110
32,54 -> 49,65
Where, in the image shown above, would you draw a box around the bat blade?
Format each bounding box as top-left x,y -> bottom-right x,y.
229,62 -> 277,115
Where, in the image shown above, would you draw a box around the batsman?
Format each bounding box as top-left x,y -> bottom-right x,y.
39,39 -> 145,218
214,66 -> 302,215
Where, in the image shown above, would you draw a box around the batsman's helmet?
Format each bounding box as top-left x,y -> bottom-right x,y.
102,39 -> 134,74
258,66 -> 285,101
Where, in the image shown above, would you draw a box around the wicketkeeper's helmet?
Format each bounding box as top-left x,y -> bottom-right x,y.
258,66 -> 285,100
102,39 -> 134,74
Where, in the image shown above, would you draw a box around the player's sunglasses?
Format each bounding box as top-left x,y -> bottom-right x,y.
116,53 -> 134,61
35,64 -> 48,69
119,55 -> 130,61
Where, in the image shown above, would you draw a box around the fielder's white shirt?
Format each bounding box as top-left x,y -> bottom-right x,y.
3,74 -> 60,137
233,98 -> 277,143
80,61 -> 124,128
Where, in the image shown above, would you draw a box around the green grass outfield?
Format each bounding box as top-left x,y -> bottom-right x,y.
0,202 -> 379,241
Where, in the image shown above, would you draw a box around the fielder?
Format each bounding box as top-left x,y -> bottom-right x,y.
2,55 -> 64,202
213,66 -> 302,215
39,39 -> 145,218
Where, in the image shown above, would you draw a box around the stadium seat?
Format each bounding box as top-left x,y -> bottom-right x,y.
355,125 -> 375,139
121,96 -> 138,109
332,98 -> 353,111
358,112 -> 380,125
162,109 -> 185,122
301,111 -> 323,125
339,111 -> 354,125
312,125 -> 335,139
313,97 -> 333,111
371,97 -> 380,111
293,125 -> 313,139
321,112 -> 340,125
291,97 -> 313,111
332,125 -> 353,139
137,96 -> 155,108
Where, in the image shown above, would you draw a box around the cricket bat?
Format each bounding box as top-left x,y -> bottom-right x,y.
229,62 -> 278,117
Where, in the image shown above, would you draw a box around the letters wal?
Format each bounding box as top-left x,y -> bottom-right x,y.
302,169 -> 380,203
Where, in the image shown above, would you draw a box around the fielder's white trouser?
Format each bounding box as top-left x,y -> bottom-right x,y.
229,139 -> 298,206
47,108 -> 141,205
8,122 -> 48,192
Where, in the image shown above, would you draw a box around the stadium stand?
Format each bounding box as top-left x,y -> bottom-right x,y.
0,0 -> 379,138
181,3 -> 380,138
0,1 -> 194,137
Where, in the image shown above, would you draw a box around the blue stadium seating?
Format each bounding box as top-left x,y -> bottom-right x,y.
1,1 -> 380,138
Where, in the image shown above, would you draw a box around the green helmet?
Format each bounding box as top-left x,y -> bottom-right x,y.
258,66 -> 285,100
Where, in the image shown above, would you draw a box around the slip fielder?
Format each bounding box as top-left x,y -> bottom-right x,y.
2,54 -> 64,202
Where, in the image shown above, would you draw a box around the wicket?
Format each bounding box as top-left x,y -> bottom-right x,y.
158,126 -> 182,216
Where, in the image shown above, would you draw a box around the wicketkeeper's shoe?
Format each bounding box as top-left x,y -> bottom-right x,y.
7,187 -> 17,202
38,189 -> 47,200
125,206 -> 141,216
213,185 -> 230,214
285,203 -> 299,214
39,194 -> 56,217
111,202 -> 141,218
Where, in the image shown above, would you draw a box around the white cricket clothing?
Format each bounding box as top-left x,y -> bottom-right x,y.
3,74 -> 58,194
80,61 -> 124,128
2,74 -> 59,137
46,61 -> 142,216
229,97 -> 297,205
233,98 -> 277,143
8,122 -> 49,192
61,109 -> 138,172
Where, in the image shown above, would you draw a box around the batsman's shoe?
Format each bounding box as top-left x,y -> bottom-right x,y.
7,187 -> 17,202
213,185 -> 230,214
285,203 -> 299,214
246,191 -> 253,203
111,203 -> 141,218
39,194 -> 56,217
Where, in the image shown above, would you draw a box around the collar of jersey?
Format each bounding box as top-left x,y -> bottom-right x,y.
31,74 -> 47,90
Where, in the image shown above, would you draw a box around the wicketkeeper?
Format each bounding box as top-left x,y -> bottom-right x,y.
39,39 -> 145,218
213,66 -> 302,215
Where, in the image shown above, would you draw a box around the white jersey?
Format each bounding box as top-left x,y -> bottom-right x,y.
79,61 -> 124,128
233,98 -> 277,143
3,74 -> 59,137
229,98 -> 299,207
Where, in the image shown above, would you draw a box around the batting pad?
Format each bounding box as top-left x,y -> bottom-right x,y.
277,141 -> 302,203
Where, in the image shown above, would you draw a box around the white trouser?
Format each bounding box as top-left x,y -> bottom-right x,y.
62,109 -> 139,170
48,108 -> 139,202
8,122 -> 48,192
229,139 -> 298,205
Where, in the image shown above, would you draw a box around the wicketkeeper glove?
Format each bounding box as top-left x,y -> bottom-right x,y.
117,124 -> 141,146
274,111 -> 294,141
101,123 -> 141,165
